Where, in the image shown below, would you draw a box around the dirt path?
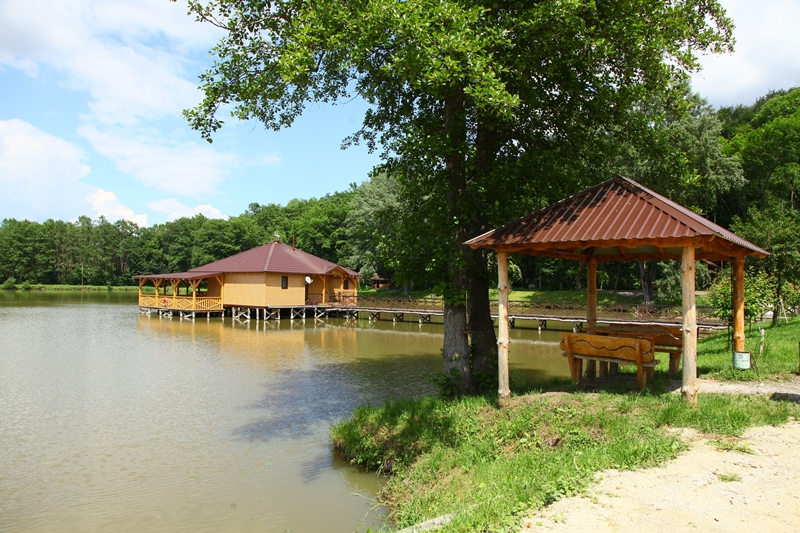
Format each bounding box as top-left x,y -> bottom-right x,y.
521,380 -> 800,533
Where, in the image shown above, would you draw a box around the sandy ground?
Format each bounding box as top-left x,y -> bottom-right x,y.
521,379 -> 800,533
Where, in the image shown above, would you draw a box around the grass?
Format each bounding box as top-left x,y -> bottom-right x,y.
330,314 -> 800,531
697,317 -> 800,381
332,390 -> 800,532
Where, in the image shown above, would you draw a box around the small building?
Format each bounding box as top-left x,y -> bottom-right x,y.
134,241 -> 360,317
370,275 -> 390,289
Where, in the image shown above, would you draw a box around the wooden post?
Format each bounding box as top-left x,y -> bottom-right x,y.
586,257 -> 599,377
191,279 -> 200,310
681,247 -> 698,404
732,256 -> 745,353
497,252 -> 511,407
217,275 -> 225,308
171,281 -> 179,309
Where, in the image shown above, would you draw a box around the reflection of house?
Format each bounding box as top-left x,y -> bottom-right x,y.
134,241 -> 360,317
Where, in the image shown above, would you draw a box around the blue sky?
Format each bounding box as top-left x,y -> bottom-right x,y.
2,0 -> 799,227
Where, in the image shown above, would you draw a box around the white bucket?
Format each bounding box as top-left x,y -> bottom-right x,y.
733,351 -> 751,370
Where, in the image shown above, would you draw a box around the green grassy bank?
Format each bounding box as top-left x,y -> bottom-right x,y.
332,318 -> 800,532
697,317 -> 800,381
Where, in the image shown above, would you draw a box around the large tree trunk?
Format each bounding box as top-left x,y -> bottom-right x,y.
464,119 -> 499,393
467,247 -> 497,392
441,87 -> 474,393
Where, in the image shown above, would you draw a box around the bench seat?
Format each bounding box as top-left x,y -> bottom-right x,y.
560,332 -> 660,390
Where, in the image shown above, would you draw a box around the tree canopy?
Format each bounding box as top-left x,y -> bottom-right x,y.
178,0 -> 735,392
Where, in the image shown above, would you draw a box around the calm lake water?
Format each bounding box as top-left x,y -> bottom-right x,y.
0,291 -> 569,533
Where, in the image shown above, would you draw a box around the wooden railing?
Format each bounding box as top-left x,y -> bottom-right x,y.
139,293 -> 721,325
325,291 -> 360,307
326,296 -> 721,325
138,295 -> 223,311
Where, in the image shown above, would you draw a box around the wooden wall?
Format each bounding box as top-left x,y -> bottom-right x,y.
205,277 -> 222,297
264,273 -> 306,306
223,272 -> 267,307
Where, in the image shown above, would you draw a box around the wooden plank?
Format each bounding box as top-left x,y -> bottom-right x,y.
560,333 -> 654,362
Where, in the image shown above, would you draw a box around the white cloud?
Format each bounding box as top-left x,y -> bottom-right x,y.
148,198 -> 227,222
0,0 -> 216,126
692,0 -> 800,107
0,119 -> 94,221
86,188 -> 148,226
79,125 -> 235,197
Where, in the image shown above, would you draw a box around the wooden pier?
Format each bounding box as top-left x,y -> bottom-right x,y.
140,296 -> 725,332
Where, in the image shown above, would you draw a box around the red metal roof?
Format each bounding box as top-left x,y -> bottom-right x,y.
189,241 -> 361,277
465,176 -> 768,262
133,241 -> 361,279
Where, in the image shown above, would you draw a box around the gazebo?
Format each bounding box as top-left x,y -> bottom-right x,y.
465,176 -> 768,405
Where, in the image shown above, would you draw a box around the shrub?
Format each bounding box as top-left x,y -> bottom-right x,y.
2,277 -> 16,290
708,267 -> 774,322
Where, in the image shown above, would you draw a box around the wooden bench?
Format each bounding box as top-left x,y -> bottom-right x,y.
592,325 -> 682,377
560,332 -> 659,390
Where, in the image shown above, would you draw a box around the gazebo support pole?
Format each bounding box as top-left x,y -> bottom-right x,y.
497,252 -> 511,407
732,256 -> 746,353
586,257 -> 598,378
681,246 -> 698,404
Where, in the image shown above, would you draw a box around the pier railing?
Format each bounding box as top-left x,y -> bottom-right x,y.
138,295 -> 223,311
330,296 -> 722,325
139,293 -> 722,326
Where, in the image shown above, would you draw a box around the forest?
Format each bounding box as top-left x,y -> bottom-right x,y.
2,87 -> 798,308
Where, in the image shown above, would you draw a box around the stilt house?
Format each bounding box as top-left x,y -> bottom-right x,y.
134,241 -> 360,316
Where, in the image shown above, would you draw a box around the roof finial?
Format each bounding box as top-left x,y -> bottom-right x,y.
273,232 -> 281,243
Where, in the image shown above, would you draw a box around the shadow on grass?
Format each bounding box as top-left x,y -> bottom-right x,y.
511,369 -> 675,398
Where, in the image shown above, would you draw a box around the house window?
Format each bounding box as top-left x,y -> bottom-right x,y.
281,276 -> 288,289
344,279 -> 349,290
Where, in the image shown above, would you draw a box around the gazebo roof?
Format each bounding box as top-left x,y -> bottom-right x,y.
465,176 -> 768,262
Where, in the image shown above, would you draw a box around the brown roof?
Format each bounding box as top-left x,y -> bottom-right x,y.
134,241 -> 361,279
465,176 -> 768,262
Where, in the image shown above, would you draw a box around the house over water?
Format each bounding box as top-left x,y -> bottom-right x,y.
134,241 -> 360,319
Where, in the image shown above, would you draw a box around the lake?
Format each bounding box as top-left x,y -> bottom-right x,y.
0,291 -> 569,533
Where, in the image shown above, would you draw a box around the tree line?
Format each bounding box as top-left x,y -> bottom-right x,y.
6,0 -> 800,394
4,87 -> 797,300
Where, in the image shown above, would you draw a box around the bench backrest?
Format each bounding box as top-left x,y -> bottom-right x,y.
593,326 -> 681,348
560,333 -> 654,363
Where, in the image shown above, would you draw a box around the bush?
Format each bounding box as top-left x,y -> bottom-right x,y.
708,267 -> 774,322
2,277 -> 17,290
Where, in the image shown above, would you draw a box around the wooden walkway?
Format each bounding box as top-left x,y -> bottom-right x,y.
141,296 -> 725,330
329,297 -> 725,330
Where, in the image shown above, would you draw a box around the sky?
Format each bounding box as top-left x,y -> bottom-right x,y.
1,0 -> 799,227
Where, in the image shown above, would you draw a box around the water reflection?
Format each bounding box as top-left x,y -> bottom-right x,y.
0,292 -> 569,533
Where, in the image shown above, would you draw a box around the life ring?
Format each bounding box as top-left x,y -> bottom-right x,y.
160,297 -> 169,307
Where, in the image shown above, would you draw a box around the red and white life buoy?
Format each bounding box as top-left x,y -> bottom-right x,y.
160,297 -> 169,307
